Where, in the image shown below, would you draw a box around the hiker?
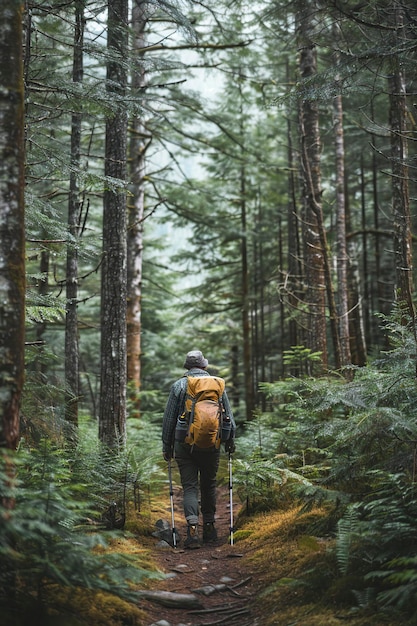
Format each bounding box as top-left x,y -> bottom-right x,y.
162,350 -> 236,549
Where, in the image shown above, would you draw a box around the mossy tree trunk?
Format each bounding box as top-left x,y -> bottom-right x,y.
0,0 -> 25,450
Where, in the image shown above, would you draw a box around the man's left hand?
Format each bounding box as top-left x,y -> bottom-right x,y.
163,449 -> 172,462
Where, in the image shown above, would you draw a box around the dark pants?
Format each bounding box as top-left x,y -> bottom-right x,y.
174,442 -> 220,526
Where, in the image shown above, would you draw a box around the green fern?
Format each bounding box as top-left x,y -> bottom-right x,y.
370,556 -> 417,609
336,504 -> 360,575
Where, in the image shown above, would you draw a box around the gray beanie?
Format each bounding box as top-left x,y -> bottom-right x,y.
183,350 -> 208,369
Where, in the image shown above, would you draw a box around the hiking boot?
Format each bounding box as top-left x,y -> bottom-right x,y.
203,522 -> 218,544
184,524 -> 200,549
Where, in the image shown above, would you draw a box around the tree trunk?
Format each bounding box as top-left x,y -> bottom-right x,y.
285,69 -> 303,374
297,0 -> 329,372
99,0 -> 128,449
65,1 -> 84,427
36,245 -> 49,375
240,163 -> 255,418
257,199 -> 267,408
252,217 -> 259,403
127,2 -> 149,415
236,75 -> 255,419
332,32 -> 352,373
0,0 -> 25,450
360,154 -> 371,344
230,344 -> 240,411
346,192 -> 367,366
388,5 -> 415,329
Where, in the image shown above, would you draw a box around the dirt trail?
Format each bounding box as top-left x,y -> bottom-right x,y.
142,484 -> 261,626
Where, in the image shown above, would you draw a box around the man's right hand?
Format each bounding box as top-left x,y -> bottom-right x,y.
225,439 -> 235,454
163,450 -> 172,462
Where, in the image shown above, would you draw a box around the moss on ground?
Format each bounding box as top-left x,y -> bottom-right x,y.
235,504 -> 414,626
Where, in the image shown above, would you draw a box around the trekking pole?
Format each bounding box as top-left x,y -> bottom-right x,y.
168,457 -> 177,548
228,451 -> 234,546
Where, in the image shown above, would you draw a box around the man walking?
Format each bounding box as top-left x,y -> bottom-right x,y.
162,350 -> 236,548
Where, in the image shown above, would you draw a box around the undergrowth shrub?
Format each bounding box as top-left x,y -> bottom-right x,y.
236,315 -> 417,620
336,471 -> 417,616
0,416 -> 164,626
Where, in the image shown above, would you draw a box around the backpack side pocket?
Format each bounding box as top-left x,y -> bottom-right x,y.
220,413 -> 232,442
175,414 -> 189,442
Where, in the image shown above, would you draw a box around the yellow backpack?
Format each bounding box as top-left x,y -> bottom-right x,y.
183,376 -> 227,449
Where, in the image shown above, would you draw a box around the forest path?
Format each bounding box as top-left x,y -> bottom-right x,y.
141,483 -> 262,626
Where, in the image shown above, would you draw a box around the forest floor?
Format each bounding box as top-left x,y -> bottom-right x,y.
141,483 -> 261,626
138,480 -> 408,626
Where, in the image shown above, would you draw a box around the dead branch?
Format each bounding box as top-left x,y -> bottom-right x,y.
192,583 -> 227,596
137,589 -> 203,609
229,576 -> 252,589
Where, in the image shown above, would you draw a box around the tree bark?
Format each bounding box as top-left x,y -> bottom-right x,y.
0,0 -> 25,450
240,162 -> 255,418
332,29 -> 352,373
236,73 -> 254,419
297,0 -> 329,372
65,1 -> 84,427
127,1 -> 149,414
99,0 -> 128,449
388,5 -> 415,329
285,60 -> 303,374
36,245 -> 49,375
346,191 -> 367,366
